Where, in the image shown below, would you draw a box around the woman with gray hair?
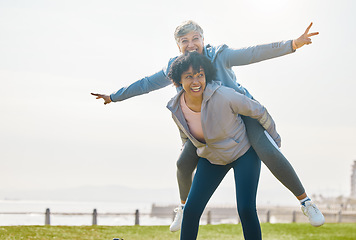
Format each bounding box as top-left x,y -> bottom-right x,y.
91,20 -> 324,230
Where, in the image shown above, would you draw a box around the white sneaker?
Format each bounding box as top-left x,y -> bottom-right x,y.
170,206 -> 183,232
301,201 -> 325,227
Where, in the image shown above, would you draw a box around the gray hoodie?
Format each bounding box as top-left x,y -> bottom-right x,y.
167,81 -> 280,165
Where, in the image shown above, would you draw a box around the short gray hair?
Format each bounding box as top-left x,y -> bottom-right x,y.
174,20 -> 204,43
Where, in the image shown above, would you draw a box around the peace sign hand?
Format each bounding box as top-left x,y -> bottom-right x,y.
292,22 -> 319,50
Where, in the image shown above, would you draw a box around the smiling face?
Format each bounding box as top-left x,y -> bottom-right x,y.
177,31 -> 204,54
180,66 -> 206,98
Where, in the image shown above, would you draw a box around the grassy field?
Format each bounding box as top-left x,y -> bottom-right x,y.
0,223 -> 355,240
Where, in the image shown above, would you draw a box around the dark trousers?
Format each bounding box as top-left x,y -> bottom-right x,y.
180,148 -> 262,240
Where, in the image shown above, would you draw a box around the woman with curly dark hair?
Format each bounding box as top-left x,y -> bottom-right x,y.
167,51 -> 279,239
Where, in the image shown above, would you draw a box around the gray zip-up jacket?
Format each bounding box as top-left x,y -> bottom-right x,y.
167,81 -> 280,165
110,41 -> 295,102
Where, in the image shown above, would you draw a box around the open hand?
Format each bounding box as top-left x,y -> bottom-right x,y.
91,93 -> 112,105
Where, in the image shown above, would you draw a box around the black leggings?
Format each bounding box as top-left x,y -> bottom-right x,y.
176,116 -> 305,202
181,148 -> 261,240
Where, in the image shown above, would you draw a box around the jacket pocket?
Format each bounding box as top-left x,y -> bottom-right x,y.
209,138 -> 240,161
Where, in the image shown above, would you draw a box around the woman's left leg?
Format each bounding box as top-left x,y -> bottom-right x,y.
242,116 -> 324,227
233,147 -> 262,240
242,116 -> 305,197
180,158 -> 230,240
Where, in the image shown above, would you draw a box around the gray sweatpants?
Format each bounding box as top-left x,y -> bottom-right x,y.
176,116 -> 305,202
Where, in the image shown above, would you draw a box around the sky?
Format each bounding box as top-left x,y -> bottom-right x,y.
0,0 -> 355,206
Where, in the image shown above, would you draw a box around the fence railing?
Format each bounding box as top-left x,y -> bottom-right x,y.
1,208 -> 356,226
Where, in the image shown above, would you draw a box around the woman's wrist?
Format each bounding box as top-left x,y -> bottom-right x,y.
292,39 -> 298,50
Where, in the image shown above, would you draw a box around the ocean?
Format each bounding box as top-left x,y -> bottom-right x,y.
0,200 -> 172,226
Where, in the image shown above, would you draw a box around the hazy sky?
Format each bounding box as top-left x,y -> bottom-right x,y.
1,0 -> 355,205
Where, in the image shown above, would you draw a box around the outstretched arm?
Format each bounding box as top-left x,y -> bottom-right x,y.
110,70 -> 172,102
91,69 -> 173,105
292,22 -> 319,50
222,22 -> 319,67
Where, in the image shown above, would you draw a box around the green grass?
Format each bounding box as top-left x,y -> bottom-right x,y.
0,223 -> 355,240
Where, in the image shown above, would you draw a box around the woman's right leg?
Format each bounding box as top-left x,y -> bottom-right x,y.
241,116 -> 305,197
176,139 -> 200,202
170,140 -> 200,232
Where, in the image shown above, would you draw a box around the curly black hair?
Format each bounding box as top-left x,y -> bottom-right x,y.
168,51 -> 216,87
